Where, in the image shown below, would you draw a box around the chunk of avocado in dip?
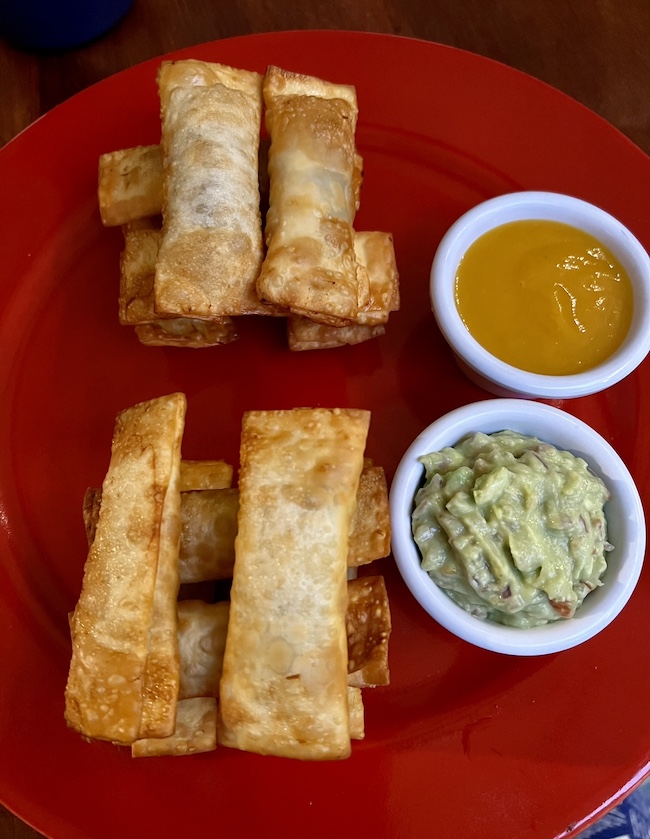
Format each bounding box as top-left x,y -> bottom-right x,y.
411,430 -> 612,628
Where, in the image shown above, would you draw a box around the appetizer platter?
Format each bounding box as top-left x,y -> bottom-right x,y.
1,30 -> 649,839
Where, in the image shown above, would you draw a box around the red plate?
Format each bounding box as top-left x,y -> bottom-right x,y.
1,31 -> 648,839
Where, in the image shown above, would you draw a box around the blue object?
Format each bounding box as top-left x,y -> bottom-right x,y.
0,0 -> 134,51
578,778 -> 650,838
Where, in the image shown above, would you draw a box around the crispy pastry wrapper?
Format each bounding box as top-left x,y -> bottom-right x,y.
97,140 -> 272,225
138,529 -> 182,738
176,463 -> 390,581
287,231 -> 400,350
85,463 -> 389,582
84,461 -> 234,541
287,318 -> 385,352
219,408 -> 370,760
175,579 -> 390,702
119,225 -> 238,347
179,489 -> 239,584
353,231 -> 400,325
346,576 -> 392,688
97,139 -> 355,241
257,66 -> 367,325
85,484 -> 239,585
100,70 -> 399,348
348,466 -> 391,566
98,145 -> 163,227
135,319 -> 238,348
74,522 -> 384,753
177,600 -> 230,700
155,60 -> 270,319
65,393 -> 185,744
180,459 -> 233,491
119,227 -> 162,326
132,697 -> 217,757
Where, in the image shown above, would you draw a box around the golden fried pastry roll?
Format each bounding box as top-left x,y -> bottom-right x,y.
177,600 -> 230,700
98,145 -> 163,227
346,575 -> 392,688
132,697 -> 217,757
180,459 -> 233,491
287,318 -> 385,351
173,464 -> 385,582
287,230 -> 400,350
353,231 -> 400,326
154,60 -> 268,319
179,489 -> 239,583
135,319 -> 238,348
120,226 -> 238,346
83,461 -> 233,546
98,139 -> 272,225
119,227 -> 162,326
257,66 -> 367,326
85,459 -> 383,586
173,581 -> 388,705
348,466 -> 391,566
175,584 -> 390,698
219,407 -> 370,760
98,135 -> 346,232
139,520 -> 182,739
65,393 -> 185,744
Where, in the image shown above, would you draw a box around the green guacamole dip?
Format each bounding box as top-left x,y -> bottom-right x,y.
411,430 -> 612,627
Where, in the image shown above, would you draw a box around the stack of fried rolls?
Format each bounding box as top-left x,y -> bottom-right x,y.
65,394 -> 392,760
98,60 -> 400,350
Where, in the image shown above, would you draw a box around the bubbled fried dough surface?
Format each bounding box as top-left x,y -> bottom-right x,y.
257,67 -> 364,325
155,61 -> 268,318
65,394 -> 185,744
219,408 -> 370,760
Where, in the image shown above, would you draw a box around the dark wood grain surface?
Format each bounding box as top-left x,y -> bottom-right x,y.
1,0 -> 648,835
1,0 -> 649,154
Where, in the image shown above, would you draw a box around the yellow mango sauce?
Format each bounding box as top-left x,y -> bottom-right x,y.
454,219 -> 633,375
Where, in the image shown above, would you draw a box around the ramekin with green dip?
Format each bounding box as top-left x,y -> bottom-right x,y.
389,399 -> 645,655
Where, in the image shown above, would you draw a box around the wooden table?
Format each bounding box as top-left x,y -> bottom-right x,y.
1,1 -> 648,835
1,0 -> 649,155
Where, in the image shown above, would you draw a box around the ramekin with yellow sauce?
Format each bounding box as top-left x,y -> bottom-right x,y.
430,192 -> 650,398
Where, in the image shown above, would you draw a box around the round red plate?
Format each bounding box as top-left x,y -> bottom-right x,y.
0,31 -> 648,839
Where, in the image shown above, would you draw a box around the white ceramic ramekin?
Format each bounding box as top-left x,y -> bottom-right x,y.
430,191 -> 650,398
389,398 -> 646,655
